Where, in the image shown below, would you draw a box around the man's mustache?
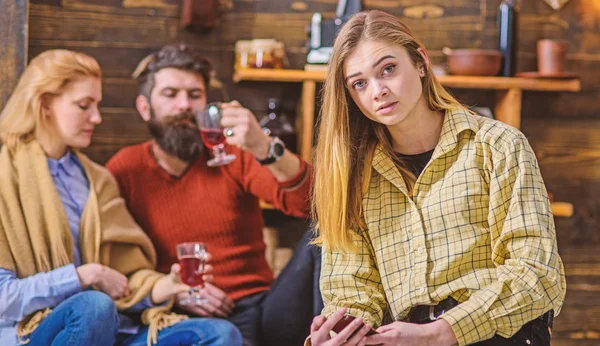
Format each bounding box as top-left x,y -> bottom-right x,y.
161,111 -> 198,127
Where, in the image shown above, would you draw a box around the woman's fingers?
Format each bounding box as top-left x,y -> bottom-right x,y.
320,308 -> 347,332
170,263 -> 181,274
311,315 -> 327,332
344,323 -> 373,345
331,317 -> 364,344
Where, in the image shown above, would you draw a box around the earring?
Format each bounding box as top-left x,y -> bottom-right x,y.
419,67 -> 426,77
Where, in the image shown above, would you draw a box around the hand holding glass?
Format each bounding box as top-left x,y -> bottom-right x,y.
197,102 -> 236,167
176,242 -> 208,305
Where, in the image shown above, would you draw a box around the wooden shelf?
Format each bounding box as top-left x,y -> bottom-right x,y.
439,75 -> 581,92
236,68 -> 579,217
234,68 -> 581,92
233,68 -> 326,83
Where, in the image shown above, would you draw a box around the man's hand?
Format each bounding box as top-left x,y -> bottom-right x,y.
77,263 -> 130,300
176,282 -> 235,318
310,308 -> 374,346
220,100 -> 270,159
220,100 -> 302,181
365,319 -> 457,346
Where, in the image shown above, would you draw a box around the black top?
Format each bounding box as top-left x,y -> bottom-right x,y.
397,148 -> 435,177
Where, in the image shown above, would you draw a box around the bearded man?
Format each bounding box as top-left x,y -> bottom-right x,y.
105,44 -> 322,346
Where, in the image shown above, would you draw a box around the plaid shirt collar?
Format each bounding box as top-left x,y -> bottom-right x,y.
372,108 -> 480,194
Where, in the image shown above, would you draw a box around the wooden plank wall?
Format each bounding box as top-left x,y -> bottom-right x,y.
26,1 -> 599,345
0,0 -> 28,109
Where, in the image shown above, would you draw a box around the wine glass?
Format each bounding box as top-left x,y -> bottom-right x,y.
197,102 -> 236,167
176,242 -> 208,305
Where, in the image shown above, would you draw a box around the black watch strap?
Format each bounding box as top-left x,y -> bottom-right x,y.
257,137 -> 285,165
257,155 -> 278,165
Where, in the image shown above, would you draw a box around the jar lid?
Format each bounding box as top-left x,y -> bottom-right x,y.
235,40 -> 253,52
250,39 -> 279,50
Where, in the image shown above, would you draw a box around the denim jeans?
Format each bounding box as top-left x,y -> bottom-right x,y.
28,290 -> 242,346
27,291 -> 119,346
116,318 -> 243,346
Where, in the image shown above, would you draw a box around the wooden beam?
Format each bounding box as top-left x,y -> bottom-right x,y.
495,88 -> 522,129
551,202 -> 574,218
0,0 -> 28,109
300,81 -> 316,162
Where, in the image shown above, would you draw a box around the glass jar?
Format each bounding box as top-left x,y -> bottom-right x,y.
235,39 -> 284,69
234,40 -> 252,70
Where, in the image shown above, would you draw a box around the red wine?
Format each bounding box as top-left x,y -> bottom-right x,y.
178,256 -> 204,287
200,128 -> 226,149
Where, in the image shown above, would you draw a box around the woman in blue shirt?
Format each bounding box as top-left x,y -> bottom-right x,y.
0,49 -> 242,346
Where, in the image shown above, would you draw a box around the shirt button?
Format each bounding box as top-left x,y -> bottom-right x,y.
420,287 -> 427,295
417,247 -> 424,254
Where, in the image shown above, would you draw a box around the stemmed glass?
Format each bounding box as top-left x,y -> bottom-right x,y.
176,242 -> 208,305
197,102 -> 236,167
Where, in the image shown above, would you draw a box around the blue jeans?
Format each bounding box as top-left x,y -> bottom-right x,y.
28,291 -> 119,346
28,290 -> 242,346
116,318 -> 243,346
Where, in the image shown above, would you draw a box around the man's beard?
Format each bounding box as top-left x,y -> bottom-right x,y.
146,108 -> 204,162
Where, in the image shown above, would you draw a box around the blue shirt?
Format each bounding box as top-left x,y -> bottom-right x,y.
0,151 -> 154,345
47,150 -> 90,267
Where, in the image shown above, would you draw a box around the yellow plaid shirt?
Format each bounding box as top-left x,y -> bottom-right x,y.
320,108 -> 566,345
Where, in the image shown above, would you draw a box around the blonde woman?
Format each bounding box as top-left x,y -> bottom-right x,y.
0,50 -> 242,346
309,10 -> 566,346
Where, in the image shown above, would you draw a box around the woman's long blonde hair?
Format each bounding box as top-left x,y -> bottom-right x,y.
0,50 -> 101,151
313,10 -> 464,253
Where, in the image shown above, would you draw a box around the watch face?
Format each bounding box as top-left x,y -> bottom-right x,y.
273,142 -> 285,156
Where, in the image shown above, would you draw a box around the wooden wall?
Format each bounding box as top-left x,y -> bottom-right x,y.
24,1 -> 600,345
0,0 -> 28,109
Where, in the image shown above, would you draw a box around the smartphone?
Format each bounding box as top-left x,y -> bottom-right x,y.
331,314 -> 378,337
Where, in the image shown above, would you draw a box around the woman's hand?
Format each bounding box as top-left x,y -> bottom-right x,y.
310,308 -> 373,346
151,263 -> 194,304
77,263 -> 130,300
365,319 -> 457,346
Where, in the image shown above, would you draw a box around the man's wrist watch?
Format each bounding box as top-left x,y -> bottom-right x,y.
257,137 -> 285,165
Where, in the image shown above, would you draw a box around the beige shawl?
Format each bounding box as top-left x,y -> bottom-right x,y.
0,141 -> 187,345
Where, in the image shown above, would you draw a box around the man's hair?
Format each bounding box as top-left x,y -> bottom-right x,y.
132,44 -> 213,100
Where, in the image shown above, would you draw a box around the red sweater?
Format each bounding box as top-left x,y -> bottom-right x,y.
106,141 -> 312,301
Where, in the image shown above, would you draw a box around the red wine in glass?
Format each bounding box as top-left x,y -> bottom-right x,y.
200,128 -> 226,150
176,242 -> 208,305
196,103 -> 236,167
178,255 -> 204,287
